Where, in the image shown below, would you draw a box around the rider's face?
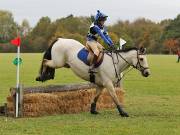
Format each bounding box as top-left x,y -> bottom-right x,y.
100,20 -> 105,26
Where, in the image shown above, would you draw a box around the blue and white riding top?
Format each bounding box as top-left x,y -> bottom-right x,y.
87,23 -> 113,46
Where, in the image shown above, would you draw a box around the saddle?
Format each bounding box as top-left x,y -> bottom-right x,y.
77,47 -> 104,68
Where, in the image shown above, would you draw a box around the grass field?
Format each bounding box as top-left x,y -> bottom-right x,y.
0,53 -> 180,135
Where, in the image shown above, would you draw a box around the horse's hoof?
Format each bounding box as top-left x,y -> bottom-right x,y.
90,111 -> 99,115
36,76 -> 41,81
36,76 -> 45,82
120,112 -> 129,117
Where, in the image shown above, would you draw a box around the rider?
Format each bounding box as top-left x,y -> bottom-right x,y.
86,10 -> 114,73
177,48 -> 180,63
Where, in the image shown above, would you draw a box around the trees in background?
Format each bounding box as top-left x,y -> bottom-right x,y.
109,18 -> 164,53
0,10 -> 18,52
161,15 -> 180,54
0,10 -> 179,54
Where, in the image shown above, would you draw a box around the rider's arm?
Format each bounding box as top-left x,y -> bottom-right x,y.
103,29 -> 114,45
93,25 -> 113,46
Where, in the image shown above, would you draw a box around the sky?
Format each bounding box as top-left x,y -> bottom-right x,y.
0,0 -> 180,26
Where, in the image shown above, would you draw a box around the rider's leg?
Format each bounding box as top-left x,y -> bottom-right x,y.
89,55 -> 98,73
86,41 -> 100,57
96,42 -> 105,51
96,42 -> 104,61
86,41 -> 100,73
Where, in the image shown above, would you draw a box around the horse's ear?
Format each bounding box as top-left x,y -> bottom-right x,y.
139,47 -> 146,54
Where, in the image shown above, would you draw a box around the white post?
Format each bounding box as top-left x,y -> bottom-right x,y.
15,45 -> 20,117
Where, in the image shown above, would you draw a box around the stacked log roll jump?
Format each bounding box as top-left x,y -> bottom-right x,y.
4,83 -> 125,117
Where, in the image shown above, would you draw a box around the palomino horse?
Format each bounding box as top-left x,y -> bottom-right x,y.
36,38 -> 150,117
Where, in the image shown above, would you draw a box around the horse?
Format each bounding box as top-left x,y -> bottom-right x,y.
36,38 -> 150,117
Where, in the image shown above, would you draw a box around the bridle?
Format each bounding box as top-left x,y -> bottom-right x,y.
105,49 -> 149,86
116,49 -> 149,73
134,50 -> 149,72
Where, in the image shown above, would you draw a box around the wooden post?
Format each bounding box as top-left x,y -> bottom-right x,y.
23,83 -> 96,94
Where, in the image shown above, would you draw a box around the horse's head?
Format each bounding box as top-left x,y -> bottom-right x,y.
132,47 -> 150,77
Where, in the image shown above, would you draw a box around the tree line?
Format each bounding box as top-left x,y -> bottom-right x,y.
0,10 -> 180,54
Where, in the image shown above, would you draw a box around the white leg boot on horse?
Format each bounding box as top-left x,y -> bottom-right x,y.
105,81 -> 129,117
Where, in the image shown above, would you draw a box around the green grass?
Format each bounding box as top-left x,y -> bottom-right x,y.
0,54 -> 180,135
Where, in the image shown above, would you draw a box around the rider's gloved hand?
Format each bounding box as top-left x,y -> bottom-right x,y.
109,44 -> 116,51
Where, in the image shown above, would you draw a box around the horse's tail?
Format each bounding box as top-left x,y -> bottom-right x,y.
36,39 -> 57,82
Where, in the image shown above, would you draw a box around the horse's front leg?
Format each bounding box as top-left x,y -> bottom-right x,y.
90,86 -> 103,114
105,81 -> 129,117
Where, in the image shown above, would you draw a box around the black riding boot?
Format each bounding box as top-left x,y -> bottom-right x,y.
89,55 -> 98,83
89,55 -> 98,73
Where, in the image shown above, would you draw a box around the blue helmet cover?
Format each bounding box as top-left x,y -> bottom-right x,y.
95,10 -> 108,21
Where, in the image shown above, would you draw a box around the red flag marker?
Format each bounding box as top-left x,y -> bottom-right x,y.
10,37 -> 21,46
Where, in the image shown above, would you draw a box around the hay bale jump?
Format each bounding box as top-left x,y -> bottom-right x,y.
5,83 -> 125,117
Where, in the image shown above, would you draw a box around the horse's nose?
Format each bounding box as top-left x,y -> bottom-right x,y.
144,72 -> 149,77
144,70 -> 150,77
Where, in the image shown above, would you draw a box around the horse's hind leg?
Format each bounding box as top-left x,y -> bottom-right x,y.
90,86 -> 103,114
35,59 -> 55,81
105,81 -> 129,117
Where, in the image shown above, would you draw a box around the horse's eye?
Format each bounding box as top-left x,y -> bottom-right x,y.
140,58 -> 144,61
